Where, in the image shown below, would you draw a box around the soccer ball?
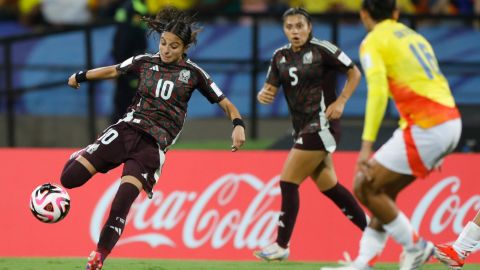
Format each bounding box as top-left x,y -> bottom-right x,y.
30,183 -> 71,223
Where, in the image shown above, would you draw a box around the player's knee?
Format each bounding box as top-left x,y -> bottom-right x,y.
60,160 -> 92,189
353,173 -> 367,204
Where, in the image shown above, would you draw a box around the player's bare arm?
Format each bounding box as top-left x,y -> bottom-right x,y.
68,65 -> 120,89
218,98 -> 246,151
325,65 -> 361,120
257,83 -> 279,104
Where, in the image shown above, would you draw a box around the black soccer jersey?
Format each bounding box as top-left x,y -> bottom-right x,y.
116,53 -> 225,150
266,38 -> 354,136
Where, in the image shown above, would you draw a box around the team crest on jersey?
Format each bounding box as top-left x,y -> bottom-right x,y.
178,69 -> 191,84
303,51 -> 313,64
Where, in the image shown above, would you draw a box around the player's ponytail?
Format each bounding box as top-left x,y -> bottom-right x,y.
143,6 -> 202,47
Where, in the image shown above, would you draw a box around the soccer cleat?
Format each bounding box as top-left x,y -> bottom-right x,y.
399,239 -> 434,270
253,242 -> 290,261
434,243 -> 466,270
85,251 -> 103,270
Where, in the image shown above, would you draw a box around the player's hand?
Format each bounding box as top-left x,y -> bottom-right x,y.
231,125 -> 245,152
68,74 -> 80,89
257,89 -> 275,104
356,147 -> 373,181
325,99 -> 345,120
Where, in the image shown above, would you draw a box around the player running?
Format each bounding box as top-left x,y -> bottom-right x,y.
62,7 -> 245,270
322,1 -> 462,270
253,7 -> 367,262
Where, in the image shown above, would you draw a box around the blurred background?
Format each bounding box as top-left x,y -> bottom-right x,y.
0,0 -> 479,151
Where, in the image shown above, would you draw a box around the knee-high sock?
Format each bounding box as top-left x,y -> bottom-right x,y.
355,227 -> 388,268
60,159 -> 92,189
383,211 -> 418,250
453,221 -> 480,255
323,182 -> 367,230
276,181 -> 299,249
96,182 -> 140,260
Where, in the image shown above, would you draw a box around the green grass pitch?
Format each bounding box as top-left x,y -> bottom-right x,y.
0,258 -> 479,270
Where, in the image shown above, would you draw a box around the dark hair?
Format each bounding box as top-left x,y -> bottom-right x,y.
362,0 -> 396,21
282,7 -> 312,23
282,7 -> 313,41
142,6 -> 201,47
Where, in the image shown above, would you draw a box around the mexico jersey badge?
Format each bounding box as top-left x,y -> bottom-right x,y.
178,69 -> 191,84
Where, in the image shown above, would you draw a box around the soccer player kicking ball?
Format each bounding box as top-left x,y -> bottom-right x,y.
322,0 -> 462,270
435,211 -> 480,269
63,7 -> 245,270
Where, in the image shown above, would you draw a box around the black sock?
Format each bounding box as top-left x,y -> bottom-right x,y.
97,182 -> 140,260
276,181 -> 299,249
60,160 -> 92,189
323,182 -> 367,231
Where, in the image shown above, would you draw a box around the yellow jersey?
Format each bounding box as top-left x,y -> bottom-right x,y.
359,20 -> 459,142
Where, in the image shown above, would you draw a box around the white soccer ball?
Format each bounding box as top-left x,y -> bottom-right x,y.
30,183 -> 71,223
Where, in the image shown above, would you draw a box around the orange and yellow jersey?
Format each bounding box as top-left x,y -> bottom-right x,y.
359,19 -> 460,142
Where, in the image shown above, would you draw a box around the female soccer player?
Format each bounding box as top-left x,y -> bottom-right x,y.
253,7 -> 366,261
62,7 -> 245,270
322,1 -> 462,270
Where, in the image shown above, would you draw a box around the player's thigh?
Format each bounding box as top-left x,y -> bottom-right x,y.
310,154 -> 338,191
79,122 -> 129,173
280,148 -> 327,184
125,134 -> 166,198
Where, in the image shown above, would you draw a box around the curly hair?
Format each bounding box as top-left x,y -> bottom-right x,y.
142,6 -> 202,47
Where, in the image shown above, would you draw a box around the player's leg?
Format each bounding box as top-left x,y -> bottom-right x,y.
254,148 -> 326,261
86,176 -> 142,270
310,153 -> 367,231
60,124 -> 127,189
359,161 -> 435,270
435,210 -> 480,269
84,125 -> 164,270
60,151 -> 98,189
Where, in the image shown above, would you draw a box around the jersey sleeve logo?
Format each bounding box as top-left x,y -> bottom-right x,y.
303,51 -> 313,64
279,56 -> 286,64
149,65 -> 159,72
178,69 -> 191,84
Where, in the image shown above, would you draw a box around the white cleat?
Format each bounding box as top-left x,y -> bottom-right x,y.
399,239 -> 434,270
253,242 -> 290,261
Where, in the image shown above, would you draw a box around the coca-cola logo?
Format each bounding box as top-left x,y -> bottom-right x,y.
411,176 -> 480,236
90,174 -> 480,251
91,173 -> 281,249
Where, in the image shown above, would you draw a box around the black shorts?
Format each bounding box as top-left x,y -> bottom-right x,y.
293,127 -> 340,152
80,121 -> 164,198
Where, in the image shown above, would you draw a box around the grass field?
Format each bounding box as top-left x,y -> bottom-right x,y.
0,258 -> 478,270
172,139 -> 275,150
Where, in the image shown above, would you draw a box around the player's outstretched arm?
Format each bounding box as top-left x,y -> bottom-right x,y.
67,65 -> 121,89
257,83 -> 278,105
325,65 -> 361,120
218,98 -> 246,152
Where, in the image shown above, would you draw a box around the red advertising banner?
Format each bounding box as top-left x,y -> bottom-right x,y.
0,149 -> 478,262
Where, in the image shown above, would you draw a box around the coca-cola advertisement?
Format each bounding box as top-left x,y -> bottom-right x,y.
0,149 -> 478,262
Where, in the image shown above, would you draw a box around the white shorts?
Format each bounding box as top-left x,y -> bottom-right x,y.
374,119 -> 462,178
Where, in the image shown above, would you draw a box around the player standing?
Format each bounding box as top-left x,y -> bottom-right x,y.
62,7 -> 246,270
253,7 -> 367,262
322,1 -> 462,270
